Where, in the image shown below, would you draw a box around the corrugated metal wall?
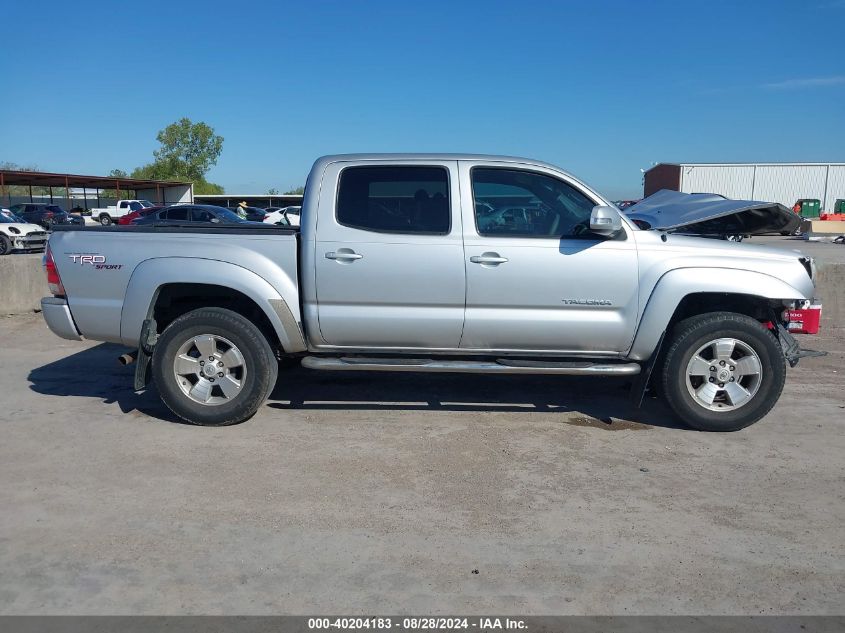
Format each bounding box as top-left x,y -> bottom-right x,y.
680,165 -> 755,199
753,165 -> 827,208
678,163 -> 845,211
827,166 -> 845,210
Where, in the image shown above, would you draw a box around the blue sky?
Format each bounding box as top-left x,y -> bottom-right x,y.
2,0 -> 843,199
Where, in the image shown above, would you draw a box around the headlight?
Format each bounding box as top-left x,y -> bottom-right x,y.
799,257 -> 815,281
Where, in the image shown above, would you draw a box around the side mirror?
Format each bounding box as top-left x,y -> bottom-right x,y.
589,205 -> 623,237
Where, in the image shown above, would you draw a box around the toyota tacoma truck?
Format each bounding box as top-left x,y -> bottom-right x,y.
41,154 -> 823,431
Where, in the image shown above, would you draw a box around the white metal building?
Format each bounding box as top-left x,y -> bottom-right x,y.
644,163 -> 845,211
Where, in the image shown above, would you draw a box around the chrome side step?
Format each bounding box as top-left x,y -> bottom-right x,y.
301,356 -> 641,376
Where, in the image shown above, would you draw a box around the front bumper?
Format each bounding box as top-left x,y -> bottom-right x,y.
41,297 -> 83,341
12,233 -> 47,251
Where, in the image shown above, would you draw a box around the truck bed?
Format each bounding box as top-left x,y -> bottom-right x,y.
51,224 -> 299,235
48,223 -> 302,346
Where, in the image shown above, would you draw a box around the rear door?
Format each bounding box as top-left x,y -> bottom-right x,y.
458,161 -> 639,354
164,206 -> 191,222
313,160 -> 465,349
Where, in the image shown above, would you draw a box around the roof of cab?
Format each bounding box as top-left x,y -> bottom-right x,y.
316,153 -> 579,174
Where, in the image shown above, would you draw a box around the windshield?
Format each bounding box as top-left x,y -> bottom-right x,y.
0,214 -> 25,224
138,200 -> 154,208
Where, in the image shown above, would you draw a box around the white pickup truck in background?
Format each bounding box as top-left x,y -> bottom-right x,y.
90,200 -> 155,226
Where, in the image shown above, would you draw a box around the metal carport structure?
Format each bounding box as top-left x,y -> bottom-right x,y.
193,193 -> 303,209
0,169 -> 193,210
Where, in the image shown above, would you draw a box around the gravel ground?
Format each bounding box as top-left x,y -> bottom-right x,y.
0,313 -> 842,615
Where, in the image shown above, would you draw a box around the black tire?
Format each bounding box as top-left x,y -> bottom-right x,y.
661,312 -> 786,432
152,307 -> 278,426
0,235 -> 10,256
99,215 -> 112,226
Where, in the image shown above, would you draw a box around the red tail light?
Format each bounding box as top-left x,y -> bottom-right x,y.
44,245 -> 66,296
44,211 -> 54,218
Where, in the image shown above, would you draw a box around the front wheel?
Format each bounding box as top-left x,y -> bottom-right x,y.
661,312 -> 786,431
0,235 -> 11,255
152,307 -> 278,426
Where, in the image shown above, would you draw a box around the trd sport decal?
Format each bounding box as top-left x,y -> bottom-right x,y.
68,254 -> 123,270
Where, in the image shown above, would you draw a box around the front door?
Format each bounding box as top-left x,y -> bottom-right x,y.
458,161 -> 639,354
314,161 -> 466,350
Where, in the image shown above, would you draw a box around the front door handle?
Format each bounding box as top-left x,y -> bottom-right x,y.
470,253 -> 508,265
325,250 -> 363,261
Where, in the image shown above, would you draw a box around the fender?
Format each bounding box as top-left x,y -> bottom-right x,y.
627,267 -> 810,361
120,257 -> 307,352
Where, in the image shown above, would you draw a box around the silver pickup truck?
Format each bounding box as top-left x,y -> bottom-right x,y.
41,154 -> 822,431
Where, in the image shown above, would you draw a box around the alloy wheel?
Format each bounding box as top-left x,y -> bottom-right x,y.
685,337 -> 762,412
172,334 -> 247,406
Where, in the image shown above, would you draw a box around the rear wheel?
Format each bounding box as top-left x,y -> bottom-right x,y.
99,215 -> 112,226
152,307 -> 278,426
661,312 -> 785,431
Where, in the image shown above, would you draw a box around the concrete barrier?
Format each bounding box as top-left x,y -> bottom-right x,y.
816,262 -> 845,330
1,250 -> 843,331
0,254 -> 48,315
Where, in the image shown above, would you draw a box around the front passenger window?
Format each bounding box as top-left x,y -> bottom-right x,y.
471,168 -> 596,238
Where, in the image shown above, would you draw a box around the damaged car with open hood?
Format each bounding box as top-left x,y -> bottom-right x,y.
623,189 -> 802,241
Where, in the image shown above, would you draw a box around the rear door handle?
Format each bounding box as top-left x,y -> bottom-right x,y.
470,254 -> 508,265
325,251 -> 363,261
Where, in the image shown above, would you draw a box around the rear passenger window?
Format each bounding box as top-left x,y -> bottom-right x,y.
166,207 -> 189,221
336,166 -> 450,234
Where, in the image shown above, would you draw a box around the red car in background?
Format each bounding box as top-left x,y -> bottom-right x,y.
118,206 -> 165,225
613,200 -> 641,210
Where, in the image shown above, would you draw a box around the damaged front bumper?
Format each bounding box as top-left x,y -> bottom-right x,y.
774,321 -> 826,367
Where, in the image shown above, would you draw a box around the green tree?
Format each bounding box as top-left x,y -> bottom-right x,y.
129,118 -> 225,193
0,161 -> 41,198
284,185 -> 305,195
153,118 -> 224,182
101,168 -> 129,200
267,188 -> 279,195
194,179 -> 225,195
0,161 -> 39,171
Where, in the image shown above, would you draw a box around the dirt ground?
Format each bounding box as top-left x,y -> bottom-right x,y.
0,313 -> 842,615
